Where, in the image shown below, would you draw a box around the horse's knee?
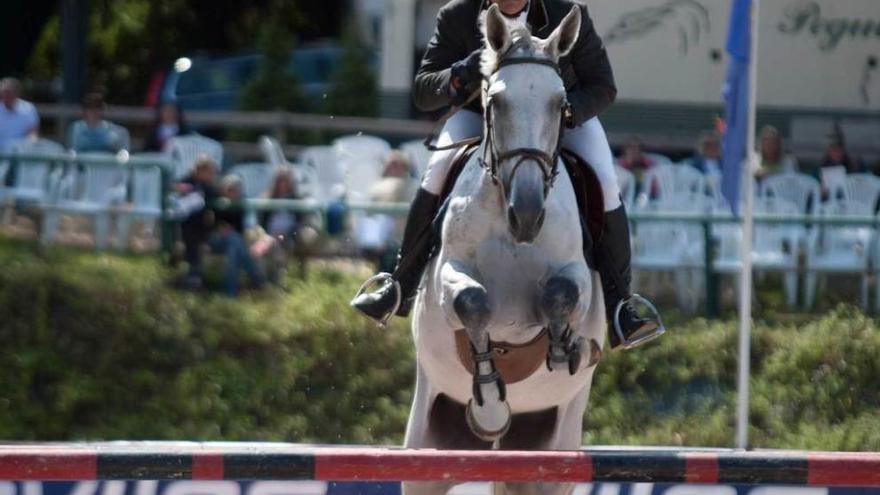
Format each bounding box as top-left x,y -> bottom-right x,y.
541,276 -> 579,321
454,286 -> 490,331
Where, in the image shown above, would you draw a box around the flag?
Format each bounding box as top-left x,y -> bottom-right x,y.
721,0 -> 752,213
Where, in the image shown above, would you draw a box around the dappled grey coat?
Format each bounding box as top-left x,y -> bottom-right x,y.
413,0 -> 617,127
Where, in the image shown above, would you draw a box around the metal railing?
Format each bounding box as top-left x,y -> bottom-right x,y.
5,151 -> 880,316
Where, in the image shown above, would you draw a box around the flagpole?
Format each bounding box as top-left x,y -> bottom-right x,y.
735,0 -> 760,451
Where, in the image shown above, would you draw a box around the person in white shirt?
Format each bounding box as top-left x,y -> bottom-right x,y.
0,78 -> 39,152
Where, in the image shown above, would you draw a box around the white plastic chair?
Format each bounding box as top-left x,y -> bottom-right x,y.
399,139 -> 432,180
290,161 -> 320,201
839,173 -> 880,212
760,172 -> 820,215
641,163 -> 708,211
3,138 -> 66,205
333,134 -> 390,202
752,197 -> 801,307
300,145 -> 345,201
689,199 -> 798,309
41,153 -> 128,249
645,152 -> 674,167
804,199 -> 875,310
614,164 -> 636,209
166,134 -> 223,180
760,172 -> 820,254
115,165 -> 163,250
258,135 -> 288,168
632,197 -> 705,312
231,163 -> 275,199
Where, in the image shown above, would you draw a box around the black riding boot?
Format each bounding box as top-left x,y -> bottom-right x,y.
595,204 -> 663,350
351,188 -> 441,323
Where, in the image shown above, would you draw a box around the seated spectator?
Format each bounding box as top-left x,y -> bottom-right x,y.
144,102 -> 190,152
820,133 -> 859,173
259,168 -> 302,244
685,131 -> 722,176
356,151 -> 415,272
210,175 -> 265,297
818,132 -> 862,201
67,92 -> 129,152
616,136 -> 657,199
754,125 -> 797,180
175,155 -> 219,289
0,77 -> 39,152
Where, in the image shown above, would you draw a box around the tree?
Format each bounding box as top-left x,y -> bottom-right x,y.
322,22 -> 378,118
236,14 -> 306,113
24,0 -> 340,104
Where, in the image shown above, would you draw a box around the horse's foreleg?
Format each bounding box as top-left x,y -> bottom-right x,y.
440,260 -> 510,442
541,263 -> 599,375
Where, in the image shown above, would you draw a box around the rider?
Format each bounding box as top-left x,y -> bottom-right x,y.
352,0 -> 661,350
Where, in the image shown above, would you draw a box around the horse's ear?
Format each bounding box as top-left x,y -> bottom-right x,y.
485,4 -> 511,53
544,6 -> 581,59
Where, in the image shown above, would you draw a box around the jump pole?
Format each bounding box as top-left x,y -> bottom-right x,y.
1,444 -> 879,487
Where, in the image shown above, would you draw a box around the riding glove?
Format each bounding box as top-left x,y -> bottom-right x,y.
449,49 -> 483,105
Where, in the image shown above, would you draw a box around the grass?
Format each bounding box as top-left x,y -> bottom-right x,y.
0,237 -> 878,450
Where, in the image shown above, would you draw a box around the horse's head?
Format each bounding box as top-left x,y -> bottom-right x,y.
480,4 -> 581,244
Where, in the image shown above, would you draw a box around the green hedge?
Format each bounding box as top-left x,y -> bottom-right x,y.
0,238 -> 878,450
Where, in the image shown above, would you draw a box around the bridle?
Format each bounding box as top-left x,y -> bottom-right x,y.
480,53 -> 571,198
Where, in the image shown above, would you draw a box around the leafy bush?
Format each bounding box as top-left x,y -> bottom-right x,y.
0,238 -> 878,450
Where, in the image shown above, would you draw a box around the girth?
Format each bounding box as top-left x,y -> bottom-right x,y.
454,328 -> 550,385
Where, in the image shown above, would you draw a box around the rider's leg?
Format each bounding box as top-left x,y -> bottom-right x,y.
562,117 -> 661,349
351,110 -> 482,323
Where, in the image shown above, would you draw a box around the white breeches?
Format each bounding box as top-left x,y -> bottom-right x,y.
420,110 -> 622,212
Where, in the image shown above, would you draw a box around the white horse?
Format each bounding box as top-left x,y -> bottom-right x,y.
404,5 -> 605,495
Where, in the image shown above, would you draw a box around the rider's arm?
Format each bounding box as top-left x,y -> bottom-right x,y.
565,4 -> 617,127
413,5 -> 468,112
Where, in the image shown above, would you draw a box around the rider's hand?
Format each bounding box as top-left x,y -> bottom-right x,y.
449,49 -> 482,106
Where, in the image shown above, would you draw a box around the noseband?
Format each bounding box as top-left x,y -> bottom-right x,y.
480,55 -> 570,197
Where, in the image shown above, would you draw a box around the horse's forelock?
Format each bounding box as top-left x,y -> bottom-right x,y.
478,13 -> 537,78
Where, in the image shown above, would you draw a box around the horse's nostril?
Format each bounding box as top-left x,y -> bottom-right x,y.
507,206 -> 520,233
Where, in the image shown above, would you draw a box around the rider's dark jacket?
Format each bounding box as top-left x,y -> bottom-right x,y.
414,0 -> 617,127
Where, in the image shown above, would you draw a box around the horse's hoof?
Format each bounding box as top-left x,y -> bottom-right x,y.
567,337 -> 584,375
587,338 -> 603,367
546,350 -> 568,373
466,399 -> 511,442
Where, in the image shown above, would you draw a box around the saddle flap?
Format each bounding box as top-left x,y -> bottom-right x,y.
560,148 -> 605,249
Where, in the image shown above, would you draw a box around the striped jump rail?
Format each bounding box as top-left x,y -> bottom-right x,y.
1,444 -> 879,487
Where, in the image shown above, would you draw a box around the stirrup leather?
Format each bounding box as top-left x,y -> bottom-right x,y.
353,273 -> 402,328
613,294 -> 665,350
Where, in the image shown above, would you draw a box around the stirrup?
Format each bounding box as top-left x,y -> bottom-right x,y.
613,294 -> 665,350
352,272 -> 402,328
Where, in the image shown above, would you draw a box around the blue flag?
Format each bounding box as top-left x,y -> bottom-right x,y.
721,0 -> 752,213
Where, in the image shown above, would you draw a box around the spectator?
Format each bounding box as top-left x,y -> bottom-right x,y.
67,92 -> 129,152
259,167 -> 301,243
754,125 -> 797,180
818,133 -> 861,201
0,77 -> 39,152
685,131 -> 722,176
210,175 -> 265,297
176,155 -> 219,290
144,102 -> 190,152
356,151 -> 415,271
820,133 -> 859,173
616,136 -> 657,198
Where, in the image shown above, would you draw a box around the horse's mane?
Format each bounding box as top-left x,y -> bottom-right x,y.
478,16 -> 538,78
